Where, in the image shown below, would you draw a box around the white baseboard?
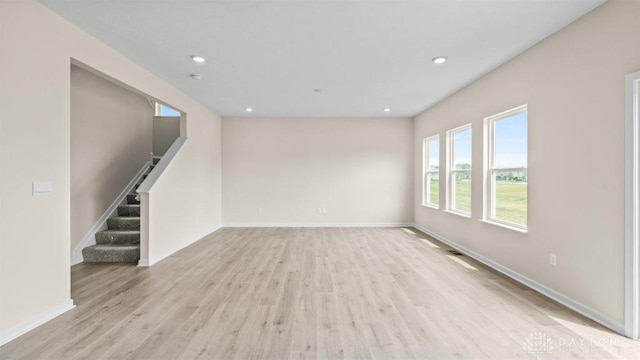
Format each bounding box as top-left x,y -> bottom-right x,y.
137,258 -> 150,267
412,223 -> 626,336
71,162 -> 151,266
0,299 -> 75,346
222,222 -> 413,228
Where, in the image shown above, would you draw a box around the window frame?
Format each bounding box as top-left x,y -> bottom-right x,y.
422,135 -> 440,208
483,104 -> 528,231
447,124 -> 472,217
155,102 -> 180,117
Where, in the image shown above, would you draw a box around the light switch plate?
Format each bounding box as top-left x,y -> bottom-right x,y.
33,181 -> 53,196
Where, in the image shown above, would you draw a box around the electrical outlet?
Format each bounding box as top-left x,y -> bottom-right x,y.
549,253 -> 557,266
257,207 -> 263,214
317,207 -> 323,214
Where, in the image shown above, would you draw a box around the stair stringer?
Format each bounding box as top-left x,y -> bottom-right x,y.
71,161 -> 151,266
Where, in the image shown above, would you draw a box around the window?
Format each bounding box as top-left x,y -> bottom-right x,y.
423,135 -> 440,207
155,102 -> 180,117
485,105 -> 528,229
447,125 -> 472,215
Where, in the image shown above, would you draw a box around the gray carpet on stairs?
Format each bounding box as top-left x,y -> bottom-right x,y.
81,161 -> 158,264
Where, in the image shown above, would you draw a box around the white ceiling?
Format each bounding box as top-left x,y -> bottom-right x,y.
40,0 -> 605,118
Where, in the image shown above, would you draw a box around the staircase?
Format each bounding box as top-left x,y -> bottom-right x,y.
81,157 -> 159,263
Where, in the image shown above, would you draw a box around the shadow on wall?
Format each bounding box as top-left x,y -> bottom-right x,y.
153,115 -> 180,156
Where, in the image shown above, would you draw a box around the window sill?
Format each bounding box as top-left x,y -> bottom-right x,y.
479,219 -> 528,234
421,203 -> 439,210
444,210 -> 471,219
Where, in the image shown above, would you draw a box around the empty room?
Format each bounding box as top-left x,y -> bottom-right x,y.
1,0 -> 640,359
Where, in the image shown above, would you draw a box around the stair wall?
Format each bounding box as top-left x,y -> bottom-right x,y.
70,64 -> 154,259
153,116 -> 180,156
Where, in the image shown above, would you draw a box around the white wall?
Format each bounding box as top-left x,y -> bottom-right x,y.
145,113 -> 221,265
223,117 -> 413,226
414,0 -> 640,326
71,65 -> 154,256
0,1 -> 222,344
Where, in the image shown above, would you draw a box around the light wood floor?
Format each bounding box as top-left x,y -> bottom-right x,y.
1,227 -> 639,359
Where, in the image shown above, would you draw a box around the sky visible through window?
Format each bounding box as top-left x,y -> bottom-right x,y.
428,138 -> 439,170
453,128 -> 472,169
495,112 -> 527,168
159,104 -> 180,117
451,112 -> 527,168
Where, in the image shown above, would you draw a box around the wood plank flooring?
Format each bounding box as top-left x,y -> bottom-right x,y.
1,227 -> 639,359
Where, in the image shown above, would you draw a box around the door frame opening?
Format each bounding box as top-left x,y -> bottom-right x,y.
625,71 -> 640,340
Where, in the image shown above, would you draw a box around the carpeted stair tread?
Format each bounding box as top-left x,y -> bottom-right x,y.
107,216 -> 140,230
95,229 -> 140,245
82,244 -> 140,263
126,193 -> 140,204
117,204 -> 140,216
118,204 -> 140,208
82,157 -> 162,264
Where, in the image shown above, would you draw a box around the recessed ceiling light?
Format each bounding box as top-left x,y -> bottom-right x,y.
245,107 -> 253,112
383,108 -> 391,112
191,55 -> 206,63
190,73 -> 203,80
432,56 -> 448,64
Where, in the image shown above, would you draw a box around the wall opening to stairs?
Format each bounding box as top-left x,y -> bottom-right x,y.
70,64 -> 153,263
70,61 -> 188,269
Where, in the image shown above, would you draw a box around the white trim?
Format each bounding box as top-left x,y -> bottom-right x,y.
222,223 -> 413,228
625,71 -> 640,340
137,258 -> 150,267
479,219 -> 528,234
138,192 -> 150,268
422,135 -> 440,207
486,104 -> 528,121
483,216 -> 528,232
71,161 -> 151,265
0,300 -> 75,346
443,209 -> 472,219
446,124 -> 472,215
137,137 -> 186,194
421,203 -> 439,210
489,166 -> 527,173
483,104 -> 528,230
412,223 -> 625,335
154,101 -> 182,117
449,169 -> 473,174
